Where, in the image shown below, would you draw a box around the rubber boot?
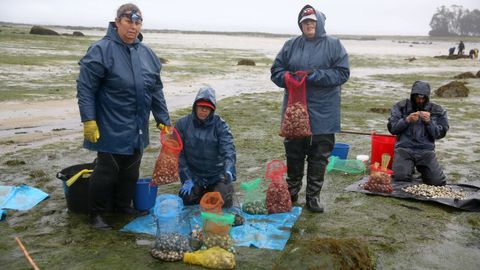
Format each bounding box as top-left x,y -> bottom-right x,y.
90,214 -> 112,230
305,162 -> 326,213
285,158 -> 305,203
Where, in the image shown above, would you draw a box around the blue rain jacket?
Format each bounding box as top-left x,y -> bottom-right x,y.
77,22 -> 170,154
388,81 -> 449,150
271,5 -> 350,134
175,87 -> 236,186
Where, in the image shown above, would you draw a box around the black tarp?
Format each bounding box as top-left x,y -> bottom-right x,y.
345,177 -> 480,212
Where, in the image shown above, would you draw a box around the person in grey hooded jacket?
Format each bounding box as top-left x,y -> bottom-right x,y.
271,5 -> 350,213
76,3 -> 170,229
175,87 -> 236,208
388,81 -> 449,186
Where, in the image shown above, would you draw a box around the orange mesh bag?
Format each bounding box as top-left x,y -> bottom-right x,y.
265,160 -> 292,214
280,71 -> 312,139
201,212 -> 235,251
199,192 -> 224,213
152,128 -> 183,185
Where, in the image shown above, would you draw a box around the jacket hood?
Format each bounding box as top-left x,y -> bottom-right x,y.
105,22 -> 143,45
192,86 -> 217,122
297,5 -> 326,39
410,80 -> 431,106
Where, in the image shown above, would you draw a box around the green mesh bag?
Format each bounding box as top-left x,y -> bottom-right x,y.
200,212 -> 235,251
327,156 -> 366,174
240,178 -> 268,215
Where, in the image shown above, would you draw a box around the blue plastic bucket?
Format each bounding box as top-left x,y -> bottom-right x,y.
331,143 -> 350,159
134,178 -> 158,212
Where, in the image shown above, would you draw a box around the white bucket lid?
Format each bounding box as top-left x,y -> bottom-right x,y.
356,154 -> 370,161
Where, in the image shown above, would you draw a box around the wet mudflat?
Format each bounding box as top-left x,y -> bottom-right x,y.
1,25 -> 480,269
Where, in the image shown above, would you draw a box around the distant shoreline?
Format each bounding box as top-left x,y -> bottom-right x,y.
3,20 -> 480,41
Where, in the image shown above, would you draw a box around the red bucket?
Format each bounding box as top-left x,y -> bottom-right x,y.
370,134 -> 396,169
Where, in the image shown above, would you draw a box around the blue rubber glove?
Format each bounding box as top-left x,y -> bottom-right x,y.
180,180 -> 194,196
307,70 -> 319,82
225,171 -> 234,183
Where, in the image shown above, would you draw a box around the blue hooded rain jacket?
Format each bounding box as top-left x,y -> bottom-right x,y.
388,81 -> 449,151
77,22 -> 170,154
175,87 -> 236,186
271,5 -> 350,134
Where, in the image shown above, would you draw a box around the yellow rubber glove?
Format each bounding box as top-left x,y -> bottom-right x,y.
83,120 -> 100,143
157,123 -> 171,133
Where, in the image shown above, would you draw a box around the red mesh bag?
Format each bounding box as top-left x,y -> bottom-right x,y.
200,192 -> 224,213
280,71 -> 312,139
362,165 -> 393,193
265,160 -> 292,214
152,128 -> 183,185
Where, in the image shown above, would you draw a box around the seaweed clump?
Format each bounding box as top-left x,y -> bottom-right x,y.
274,237 -> 373,270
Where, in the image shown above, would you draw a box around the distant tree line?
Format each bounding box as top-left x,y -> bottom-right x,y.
429,5 -> 480,36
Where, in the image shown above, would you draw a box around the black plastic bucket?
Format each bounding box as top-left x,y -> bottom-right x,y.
56,162 -> 96,214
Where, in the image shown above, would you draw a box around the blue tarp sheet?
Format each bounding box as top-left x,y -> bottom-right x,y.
122,194 -> 302,250
0,185 -> 49,220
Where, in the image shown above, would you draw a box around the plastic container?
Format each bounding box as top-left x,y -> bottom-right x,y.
369,164 -> 393,175
331,143 -> 350,159
56,162 -> 96,214
326,156 -> 365,174
134,178 -> 158,212
356,155 -> 370,171
371,134 -> 396,169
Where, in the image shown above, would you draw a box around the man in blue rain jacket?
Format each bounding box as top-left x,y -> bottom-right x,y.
388,81 -> 448,186
76,3 -> 170,229
175,87 -> 236,208
271,4 -> 350,213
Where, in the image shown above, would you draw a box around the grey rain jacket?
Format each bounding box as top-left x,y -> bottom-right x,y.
175,87 -> 236,186
387,81 -> 449,150
270,4 -> 350,134
77,22 -> 170,154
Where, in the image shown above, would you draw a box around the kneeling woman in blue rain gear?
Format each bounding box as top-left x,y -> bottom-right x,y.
175,87 -> 236,207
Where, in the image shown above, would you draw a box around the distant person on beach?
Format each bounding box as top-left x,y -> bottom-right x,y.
76,3 -> 171,229
448,46 -> 455,56
469,48 -> 478,59
458,41 -> 465,55
270,4 -> 350,213
175,87 -> 236,208
387,81 -> 449,186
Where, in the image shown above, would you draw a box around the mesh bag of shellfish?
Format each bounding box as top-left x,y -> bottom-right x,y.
201,212 -> 236,252
183,246 -> 236,270
200,191 -> 224,213
152,128 -> 183,185
280,71 -> 312,139
264,160 -> 292,214
151,195 -> 191,261
240,178 -> 268,215
363,171 -> 393,193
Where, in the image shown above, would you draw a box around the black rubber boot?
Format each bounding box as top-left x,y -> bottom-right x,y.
305,165 -> 325,213
90,214 -> 112,230
306,197 -> 324,213
285,142 -> 306,203
286,160 -> 304,203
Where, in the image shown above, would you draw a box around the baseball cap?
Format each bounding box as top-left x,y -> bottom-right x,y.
196,100 -> 215,110
299,8 -> 317,23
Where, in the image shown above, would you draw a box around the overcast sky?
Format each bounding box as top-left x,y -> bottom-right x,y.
2,0 -> 478,36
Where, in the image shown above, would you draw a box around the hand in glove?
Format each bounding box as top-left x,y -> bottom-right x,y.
83,120 -> 100,143
180,180 -> 194,196
157,123 -> 171,133
306,70 -> 319,82
225,171 -> 234,183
